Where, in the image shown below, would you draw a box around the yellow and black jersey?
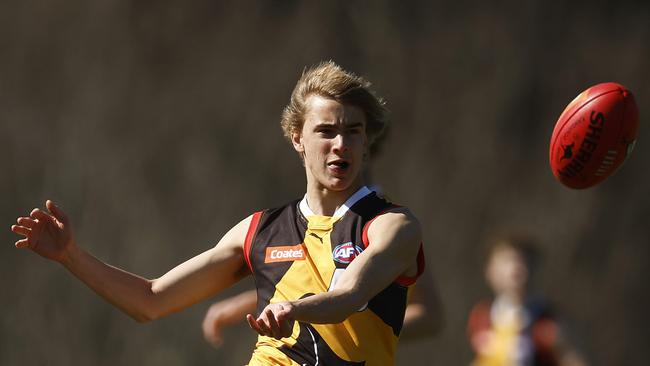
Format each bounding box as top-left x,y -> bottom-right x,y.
243,186 -> 425,366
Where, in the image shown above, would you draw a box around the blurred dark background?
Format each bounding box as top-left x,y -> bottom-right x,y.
1,1 -> 649,365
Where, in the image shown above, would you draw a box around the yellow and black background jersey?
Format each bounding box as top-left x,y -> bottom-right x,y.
243,187 -> 425,366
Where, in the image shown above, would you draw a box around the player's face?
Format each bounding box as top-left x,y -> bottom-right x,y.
293,95 -> 367,192
486,247 -> 529,296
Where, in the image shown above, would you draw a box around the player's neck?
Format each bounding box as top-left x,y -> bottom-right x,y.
305,181 -> 365,216
495,290 -> 525,307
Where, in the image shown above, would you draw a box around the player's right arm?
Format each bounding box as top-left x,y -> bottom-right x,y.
11,200 -> 250,323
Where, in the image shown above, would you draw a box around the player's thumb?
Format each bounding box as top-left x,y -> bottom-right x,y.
46,200 -> 69,224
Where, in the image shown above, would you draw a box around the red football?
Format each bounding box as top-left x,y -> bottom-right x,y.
549,82 -> 639,189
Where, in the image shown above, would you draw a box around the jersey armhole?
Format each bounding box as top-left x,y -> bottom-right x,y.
361,206 -> 399,249
395,244 -> 425,286
243,211 -> 263,273
361,207 -> 425,286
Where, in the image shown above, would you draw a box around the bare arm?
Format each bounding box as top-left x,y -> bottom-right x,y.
247,209 -> 422,338
400,270 -> 444,340
202,289 -> 257,347
11,200 -> 250,322
207,278 -> 442,346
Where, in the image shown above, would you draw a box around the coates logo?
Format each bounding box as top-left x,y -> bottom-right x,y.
264,245 -> 306,263
332,242 -> 363,264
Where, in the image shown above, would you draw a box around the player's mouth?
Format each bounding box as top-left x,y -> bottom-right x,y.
327,159 -> 350,175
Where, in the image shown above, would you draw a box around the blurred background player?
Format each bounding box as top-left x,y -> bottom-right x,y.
466,235 -> 586,366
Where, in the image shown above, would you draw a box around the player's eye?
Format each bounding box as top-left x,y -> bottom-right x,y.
316,127 -> 337,138
345,124 -> 364,135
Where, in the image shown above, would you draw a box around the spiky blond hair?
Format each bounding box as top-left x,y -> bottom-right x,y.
280,61 -> 388,147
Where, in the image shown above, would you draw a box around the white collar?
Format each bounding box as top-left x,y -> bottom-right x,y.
299,186 -> 373,218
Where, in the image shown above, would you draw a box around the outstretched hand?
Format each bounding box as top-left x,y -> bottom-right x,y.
246,301 -> 295,340
11,200 -> 75,262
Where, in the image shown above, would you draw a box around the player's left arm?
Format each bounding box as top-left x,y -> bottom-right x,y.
247,208 -> 422,339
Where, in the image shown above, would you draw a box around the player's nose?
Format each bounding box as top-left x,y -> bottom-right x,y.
332,134 -> 349,153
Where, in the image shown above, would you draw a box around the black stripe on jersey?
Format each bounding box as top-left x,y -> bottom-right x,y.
367,283 -> 409,336
347,192 -> 396,227
280,323 -> 366,366
249,201 -> 307,315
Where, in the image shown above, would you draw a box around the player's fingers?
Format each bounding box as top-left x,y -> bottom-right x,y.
246,314 -> 262,334
247,314 -> 269,337
17,217 -> 38,228
256,315 -> 273,336
15,238 -> 30,248
281,319 -> 294,338
46,200 -> 69,224
30,209 -> 55,224
11,225 -> 31,237
275,310 -> 294,338
258,320 -> 272,337
263,308 -> 282,339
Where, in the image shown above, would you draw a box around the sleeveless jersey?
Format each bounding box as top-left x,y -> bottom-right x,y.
467,298 -> 560,366
243,187 -> 425,366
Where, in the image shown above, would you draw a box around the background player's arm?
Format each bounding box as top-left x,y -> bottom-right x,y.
400,271 -> 444,340
202,289 -> 257,347
11,200 -> 250,322
248,209 -> 422,338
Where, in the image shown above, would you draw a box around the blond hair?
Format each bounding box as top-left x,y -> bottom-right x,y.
280,61 -> 388,147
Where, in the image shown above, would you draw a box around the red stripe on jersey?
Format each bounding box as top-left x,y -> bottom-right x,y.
361,207 -> 425,286
395,244 -> 425,286
361,207 -> 398,249
244,211 -> 263,272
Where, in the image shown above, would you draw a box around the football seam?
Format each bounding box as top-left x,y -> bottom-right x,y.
549,87 -> 622,163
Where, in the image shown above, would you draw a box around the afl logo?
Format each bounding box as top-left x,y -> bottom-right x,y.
332,242 -> 363,264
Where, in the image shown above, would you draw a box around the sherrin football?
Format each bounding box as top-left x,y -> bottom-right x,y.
549,82 -> 639,189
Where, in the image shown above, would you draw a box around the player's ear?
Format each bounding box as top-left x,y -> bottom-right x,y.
291,130 -> 304,153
